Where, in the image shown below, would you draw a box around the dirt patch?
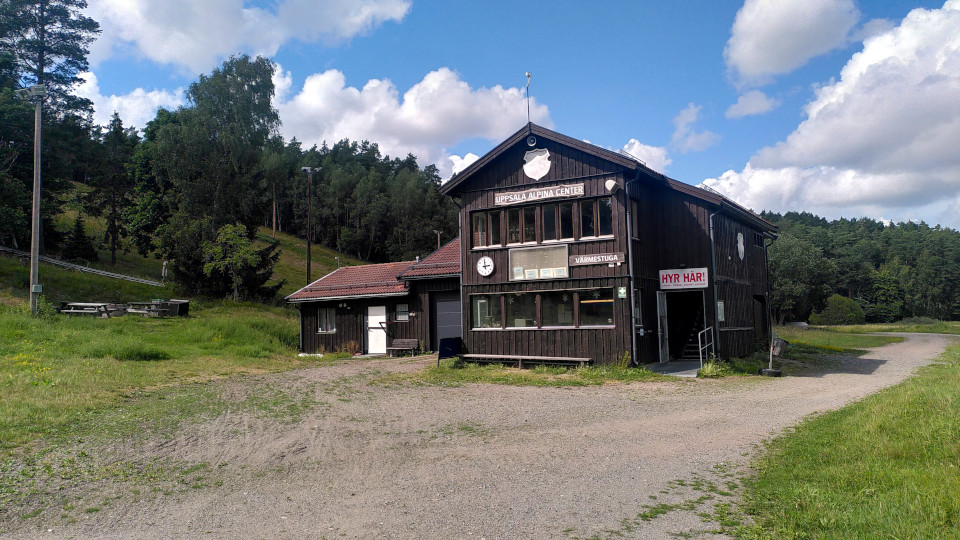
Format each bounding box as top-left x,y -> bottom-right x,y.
3,334 -> 955,539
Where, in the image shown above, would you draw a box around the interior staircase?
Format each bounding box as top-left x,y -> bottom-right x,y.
677,309 -> 706,362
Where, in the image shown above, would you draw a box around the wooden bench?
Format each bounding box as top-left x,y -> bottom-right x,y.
386,338 -> 419,357
459,354 -> 592,369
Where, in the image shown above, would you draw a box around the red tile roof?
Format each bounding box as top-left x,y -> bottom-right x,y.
398,237 -> 461,280
286,260 -> 414,302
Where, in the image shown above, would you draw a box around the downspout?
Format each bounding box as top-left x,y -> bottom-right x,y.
708,210 -> 721,358
450,195 -> 464,357
763,232 -> 779,372
296,304 -> 303,352
624,170 -> 641,366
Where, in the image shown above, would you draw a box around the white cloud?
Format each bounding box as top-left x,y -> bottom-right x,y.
672,103 -> 720,153
75,71 -> 185,129
86,0 -> 410,73
704,1 -> 960,230
274,66 -> 553,179
726,90 -> 780,118
725,0 -> 859,85
621,139 -> 671,173
449,153 -> 480,176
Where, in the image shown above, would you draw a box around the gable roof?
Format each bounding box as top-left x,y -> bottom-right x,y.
439,122 -> 776,233
440,123 -> 640,196
286,260 -> 414,303
398,237 -> 461,280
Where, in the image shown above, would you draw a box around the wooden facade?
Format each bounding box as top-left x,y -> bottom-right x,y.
441,123 -> 776,365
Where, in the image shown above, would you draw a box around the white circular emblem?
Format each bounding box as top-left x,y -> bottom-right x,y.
737,233 -> 745,260
476,256 -> 495,277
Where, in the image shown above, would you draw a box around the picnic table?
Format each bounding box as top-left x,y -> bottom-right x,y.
58,302 -> 118,317
127,301 -> 170,317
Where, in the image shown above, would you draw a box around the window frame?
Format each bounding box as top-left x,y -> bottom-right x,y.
468,288 -> 615,330
395,303 -> 409,322
317,307 -> 337,333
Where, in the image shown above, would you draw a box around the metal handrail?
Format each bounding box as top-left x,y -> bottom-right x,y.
0,245 -> 163,286
697,326 -> 715,369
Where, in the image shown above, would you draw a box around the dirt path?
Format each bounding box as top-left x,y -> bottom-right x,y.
8,333 -> 956,539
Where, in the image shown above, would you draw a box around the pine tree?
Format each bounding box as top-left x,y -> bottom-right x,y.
0,0 -> 100,113
62,214 -> 97,263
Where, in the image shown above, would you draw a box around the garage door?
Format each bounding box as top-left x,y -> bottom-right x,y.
430,290 -> 462,351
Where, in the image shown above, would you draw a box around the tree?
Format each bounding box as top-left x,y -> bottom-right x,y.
86,112 -> 138,265
768,233 -> 836,324
809,294 -> 865,326
61,213 -> 96,263
1,0 -> 100,113
152,55 -> 281,296
202,224 -> 258,302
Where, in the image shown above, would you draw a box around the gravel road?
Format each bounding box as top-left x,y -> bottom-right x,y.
7,333 -> 955,539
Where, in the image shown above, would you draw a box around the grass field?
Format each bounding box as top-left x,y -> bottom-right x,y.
775,326 -> 903,355
827,319 -> 960,335
255,227 -> 362,297
0,295 -> 347,455
740,340 -> 960,538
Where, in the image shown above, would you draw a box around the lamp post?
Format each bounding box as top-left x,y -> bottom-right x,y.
301,166 -> 320,284
15,85 -> 46,315
432,229 -> 441,251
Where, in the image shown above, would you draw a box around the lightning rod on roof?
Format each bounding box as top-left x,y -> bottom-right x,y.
525,72 -> 531,124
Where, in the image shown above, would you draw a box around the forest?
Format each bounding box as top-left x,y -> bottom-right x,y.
763,211 -> 960,324
0,0 -> 457,300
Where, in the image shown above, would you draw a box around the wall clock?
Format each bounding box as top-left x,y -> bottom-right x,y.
476,256 -> 495,277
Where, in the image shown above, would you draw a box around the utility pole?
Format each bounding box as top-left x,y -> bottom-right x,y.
301,166 -> 320,284
16,85 -> 46,315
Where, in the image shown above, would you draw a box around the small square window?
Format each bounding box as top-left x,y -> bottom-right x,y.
396,303 -> 409,322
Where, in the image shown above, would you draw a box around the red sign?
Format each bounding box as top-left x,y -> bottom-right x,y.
659,267 -> 709,289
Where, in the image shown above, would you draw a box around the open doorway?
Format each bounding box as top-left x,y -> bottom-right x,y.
656,290 -> 707,362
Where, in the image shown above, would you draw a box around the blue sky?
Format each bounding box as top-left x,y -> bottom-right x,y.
78,0 -> 960,228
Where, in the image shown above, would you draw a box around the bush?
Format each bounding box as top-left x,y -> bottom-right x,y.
809,294 -> 866,326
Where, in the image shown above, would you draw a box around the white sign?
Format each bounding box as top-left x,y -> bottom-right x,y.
522,148 -> 551,180
659,267 -> 709,289
494,183 -> 584,206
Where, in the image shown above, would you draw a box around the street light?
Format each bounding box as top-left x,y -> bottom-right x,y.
16,85 -> 46,315
432,229 -> 441,251
301,166 -> 320,285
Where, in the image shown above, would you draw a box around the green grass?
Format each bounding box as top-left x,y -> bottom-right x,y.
775,326 -> 903,356
0,296 -> 334,454
0,253 -> 165,306
827,320 -> 960,336
739,341 -> 960,539
257,227 -> 364,297
380,358 -> 673,387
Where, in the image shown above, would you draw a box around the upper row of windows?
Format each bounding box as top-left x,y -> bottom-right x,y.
472,197 -> 614,248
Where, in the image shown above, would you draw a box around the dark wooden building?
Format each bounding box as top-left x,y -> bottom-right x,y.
439,123 -> 777,365
287,239 -> 461,354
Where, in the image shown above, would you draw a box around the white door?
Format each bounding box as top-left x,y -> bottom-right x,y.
367,306 -> 387,354
656,292 -> 669,363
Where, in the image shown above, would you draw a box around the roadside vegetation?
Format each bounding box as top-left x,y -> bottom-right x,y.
739,340 -> 960,538
384,358 -> 673,387
824,317 -> 960,336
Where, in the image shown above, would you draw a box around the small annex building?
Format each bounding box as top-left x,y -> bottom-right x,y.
439,123 -> 777,366
287,238 -> 461,355
288,123 -> 777,366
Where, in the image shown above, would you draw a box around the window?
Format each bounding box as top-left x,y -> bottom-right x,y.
471,295 -> 502,328
317,307 -> 336,333
469,288 -> 616,330
541,290 -> 575,327
523,206 -> 536,243
580,200 -> 595,237
509,245 -> 568,281
542,203 -> 557,241
579,289 -> 614,326
559,202 -> 574,240
507,208 -> 521,244
754,232 -> 764,247
580,197 -> 613,238
505,293 -> 537,328
598,198 -> 613,236
395,303 -> 409,322
472,210 -> 501,247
